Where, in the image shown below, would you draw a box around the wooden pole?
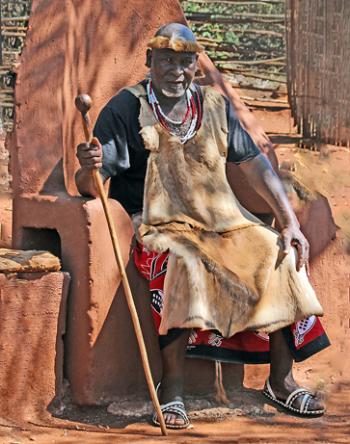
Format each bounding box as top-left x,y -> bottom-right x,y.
74,94 -> 167,436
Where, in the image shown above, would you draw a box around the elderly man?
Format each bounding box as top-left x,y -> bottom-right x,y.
76,23 -> 329,429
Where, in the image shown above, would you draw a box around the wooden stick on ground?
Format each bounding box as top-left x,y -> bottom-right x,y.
75,94 -> 167,436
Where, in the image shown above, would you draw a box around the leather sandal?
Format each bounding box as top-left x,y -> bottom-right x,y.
263,378 -> 325,417
152,399 -> 191,429
152,383 -> 191,429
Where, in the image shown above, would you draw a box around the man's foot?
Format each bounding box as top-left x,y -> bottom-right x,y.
157,329 -> 191,428
268,330 -> 325,417
153,383 -> 190,429
160,382 -> 187,427
263,375 -> 325,417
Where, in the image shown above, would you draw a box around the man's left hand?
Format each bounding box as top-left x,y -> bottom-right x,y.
279,224 -> 310,273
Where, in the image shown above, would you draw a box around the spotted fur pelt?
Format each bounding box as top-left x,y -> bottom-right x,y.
128,84 -> 323,338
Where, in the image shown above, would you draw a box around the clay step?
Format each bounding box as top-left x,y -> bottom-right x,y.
0,248 -> 61,273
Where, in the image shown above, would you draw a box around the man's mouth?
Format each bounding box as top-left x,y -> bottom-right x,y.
166,81 -> 184,88
166,77 -> 184,84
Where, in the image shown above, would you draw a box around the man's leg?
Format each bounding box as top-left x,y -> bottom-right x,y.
159,328 -> 191,426
269,330 -> 324,411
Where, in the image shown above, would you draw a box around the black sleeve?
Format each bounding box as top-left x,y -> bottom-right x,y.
225,98 -> 260,164
93,89 -> 140,179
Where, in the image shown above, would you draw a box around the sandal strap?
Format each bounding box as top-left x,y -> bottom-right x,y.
159,400 -> 186,412
286,388 -> 311,407
300,393 -> 312,413
265,379 -> 313,407
265,378 -> 278,400
161,405 -> 188,422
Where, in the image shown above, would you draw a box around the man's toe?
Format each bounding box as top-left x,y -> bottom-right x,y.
307,395 -> 324,411
164,412 -> 185,426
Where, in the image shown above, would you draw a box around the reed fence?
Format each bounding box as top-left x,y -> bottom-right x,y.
286,0 -> 350,147
0,0 -> 31,132
181,0 -> 288,109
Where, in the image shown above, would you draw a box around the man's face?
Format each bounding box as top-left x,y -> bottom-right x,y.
150,48 -> 198,98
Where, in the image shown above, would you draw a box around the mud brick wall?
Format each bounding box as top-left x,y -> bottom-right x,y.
0,271 -> 69,420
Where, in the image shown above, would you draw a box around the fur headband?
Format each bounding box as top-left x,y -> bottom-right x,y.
147,35 -> 204,53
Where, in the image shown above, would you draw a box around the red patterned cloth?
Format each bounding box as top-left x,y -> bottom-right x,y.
134,243 -> 330,363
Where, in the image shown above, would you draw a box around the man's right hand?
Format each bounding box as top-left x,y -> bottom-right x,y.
76,137 -> 102,170
75,137 -> 103,197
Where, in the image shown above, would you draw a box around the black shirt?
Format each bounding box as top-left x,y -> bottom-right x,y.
94,83 -> 260,215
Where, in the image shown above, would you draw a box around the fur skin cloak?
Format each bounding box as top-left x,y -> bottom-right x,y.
127,83 -> 323,338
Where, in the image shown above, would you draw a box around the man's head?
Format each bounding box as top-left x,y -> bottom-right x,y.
146,23 -> 203,98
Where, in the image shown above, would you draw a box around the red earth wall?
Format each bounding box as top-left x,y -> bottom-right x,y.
0,272 -> 69,420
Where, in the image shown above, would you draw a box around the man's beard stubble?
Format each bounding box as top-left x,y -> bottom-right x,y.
160,87 -> 186,98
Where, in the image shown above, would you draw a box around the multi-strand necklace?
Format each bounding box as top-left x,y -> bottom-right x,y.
146,79 -> 201,144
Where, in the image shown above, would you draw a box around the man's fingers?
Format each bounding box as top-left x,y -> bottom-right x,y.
81,158 -> 102,167
280,230 -> 292,255
293,242 -> 302,271
78,149 -> 101,159
77,142 -> 100,153
292,239 -> 309,272
76,138 -> 102,170
84,163 -> 103,170
279,226 -> 310,272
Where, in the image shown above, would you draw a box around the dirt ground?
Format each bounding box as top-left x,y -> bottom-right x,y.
0,383 -> 349,444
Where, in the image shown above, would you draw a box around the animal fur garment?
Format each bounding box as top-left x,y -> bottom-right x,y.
127,84 -> 324,338
147,36 -> 204,53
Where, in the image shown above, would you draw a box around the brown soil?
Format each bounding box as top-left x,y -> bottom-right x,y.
0,383 -> 349,443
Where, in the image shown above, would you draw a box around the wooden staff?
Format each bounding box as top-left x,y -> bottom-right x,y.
75,94 -> 167,436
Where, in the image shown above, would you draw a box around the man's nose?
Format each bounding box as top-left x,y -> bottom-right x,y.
170,62 -> 184,76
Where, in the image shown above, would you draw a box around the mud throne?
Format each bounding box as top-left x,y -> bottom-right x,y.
9,0 -> 193,405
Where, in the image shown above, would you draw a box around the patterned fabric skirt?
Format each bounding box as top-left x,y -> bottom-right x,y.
134,243 -> 330,364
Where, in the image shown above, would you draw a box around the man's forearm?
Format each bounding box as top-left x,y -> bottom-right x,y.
75,167 -> 100,198
238,154 -> 299,228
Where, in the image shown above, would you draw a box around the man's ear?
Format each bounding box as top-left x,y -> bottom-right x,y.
145,49 -> 152,68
